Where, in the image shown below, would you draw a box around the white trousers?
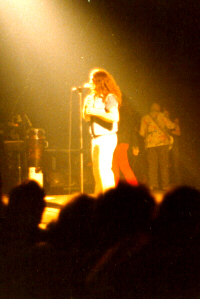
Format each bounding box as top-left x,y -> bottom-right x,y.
91,133 -> 117,194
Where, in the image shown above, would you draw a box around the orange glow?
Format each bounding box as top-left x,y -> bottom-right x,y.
152,191 -> 164,204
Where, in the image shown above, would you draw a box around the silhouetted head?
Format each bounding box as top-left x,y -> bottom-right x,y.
153,185 -> 200,244
7,180 -> 46,229
93,181 -> 155,248
47,193 -> 96,251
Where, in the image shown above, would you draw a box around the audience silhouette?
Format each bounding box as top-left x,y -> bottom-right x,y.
0,180 -> 46,298
148,185 -> 200,298
85,185 -> 200,298
0,179 -> 200,298
28,193 -> 97,298
4,179 -> 46,246
91,181 -> 155,255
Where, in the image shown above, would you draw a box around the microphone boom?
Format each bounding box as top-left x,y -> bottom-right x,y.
71,83 -> 92,91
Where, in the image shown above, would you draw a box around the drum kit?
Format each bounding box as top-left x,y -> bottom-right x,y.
1,114 -> 47,193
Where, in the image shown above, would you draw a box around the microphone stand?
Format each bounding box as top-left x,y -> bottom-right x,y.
77,88 -> 84,194
70,87 -> 84,194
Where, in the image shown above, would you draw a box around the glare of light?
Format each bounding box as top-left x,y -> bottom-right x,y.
153,191 -> 164,204
0,0 -> 74,68
0,0 -> 82,141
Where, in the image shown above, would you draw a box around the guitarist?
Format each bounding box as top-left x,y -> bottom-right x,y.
139,103 -> 176,191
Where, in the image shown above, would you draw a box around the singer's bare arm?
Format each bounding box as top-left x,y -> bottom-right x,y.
85,106 -> 119,123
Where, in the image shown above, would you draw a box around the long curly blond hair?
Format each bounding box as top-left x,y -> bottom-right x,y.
89,68 -> 122,105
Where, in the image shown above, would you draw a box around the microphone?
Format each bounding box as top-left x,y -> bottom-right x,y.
71,83 -> 92,91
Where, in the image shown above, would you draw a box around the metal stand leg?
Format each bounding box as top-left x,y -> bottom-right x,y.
17,152 -> 22,183
69,88 -> 84,194
78,89 -> 84,193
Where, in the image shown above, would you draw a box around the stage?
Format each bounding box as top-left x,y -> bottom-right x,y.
40,194 -> 78,229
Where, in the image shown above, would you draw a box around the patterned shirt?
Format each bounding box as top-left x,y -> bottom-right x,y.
140,112 -> 175,148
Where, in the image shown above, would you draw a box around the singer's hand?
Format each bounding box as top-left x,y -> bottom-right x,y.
84,95 -> 94,108
85,107 -> 96,116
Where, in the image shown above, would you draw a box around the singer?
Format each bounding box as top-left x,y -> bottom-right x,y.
83,68 -> 122,194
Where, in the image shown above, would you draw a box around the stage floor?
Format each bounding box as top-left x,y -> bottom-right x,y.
40,194 -> 80,229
